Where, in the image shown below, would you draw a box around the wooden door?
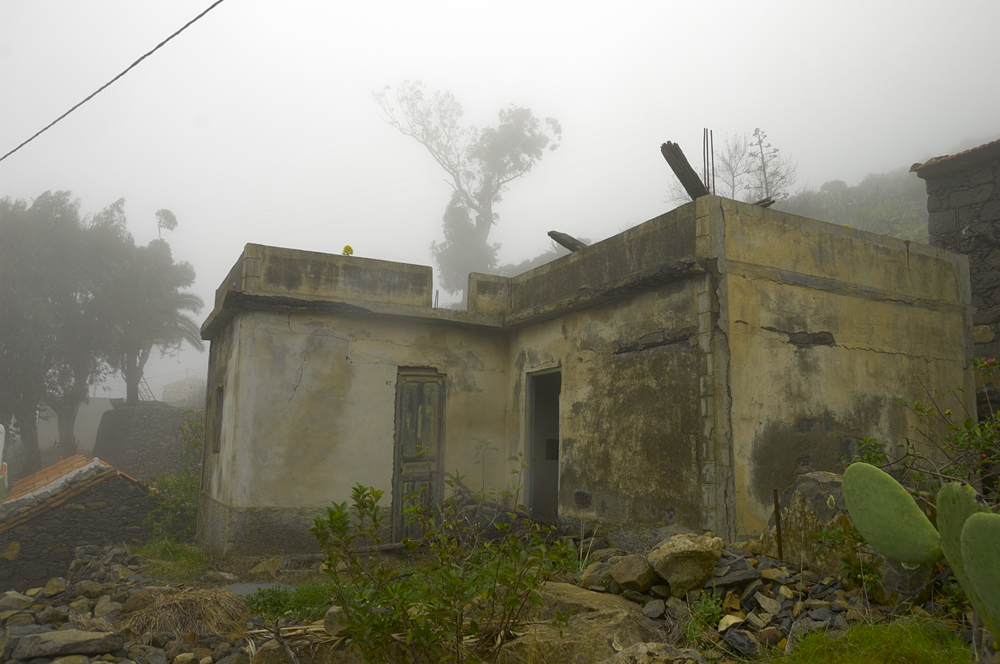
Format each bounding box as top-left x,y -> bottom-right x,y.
392,371 -> 445,541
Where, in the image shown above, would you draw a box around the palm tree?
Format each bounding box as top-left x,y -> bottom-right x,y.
104,239 -> 204,405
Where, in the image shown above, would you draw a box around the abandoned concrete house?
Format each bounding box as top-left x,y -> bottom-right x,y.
197,195 -> 974,559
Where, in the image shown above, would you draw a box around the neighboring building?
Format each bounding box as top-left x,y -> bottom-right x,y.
197,195 -> 974,559
163,376 -> 207,409
0,455 -> 150,592
912,138 -> 1000,357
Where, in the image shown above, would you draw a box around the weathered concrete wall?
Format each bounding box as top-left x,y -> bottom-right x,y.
199,309 -> 508,558
710,197 -> 973,536
506,282 -> 703,551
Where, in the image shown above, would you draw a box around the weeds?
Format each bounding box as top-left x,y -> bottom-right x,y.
144,409 -> 203,542
244,580 -> 337,623
684,591 -> 724,642
131,538 -> 209,584
310,444 -> 576,663
769,618 -> 974,664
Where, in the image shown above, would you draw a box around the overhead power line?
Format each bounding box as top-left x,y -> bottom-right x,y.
0,0 -> 228,165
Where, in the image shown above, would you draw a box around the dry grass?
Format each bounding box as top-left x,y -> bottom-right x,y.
116,588 -> 249,641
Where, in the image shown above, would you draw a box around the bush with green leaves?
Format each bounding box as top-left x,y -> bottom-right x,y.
857,359 -> 1000,510
144,409 -> 203,542
310,451 -> 575,664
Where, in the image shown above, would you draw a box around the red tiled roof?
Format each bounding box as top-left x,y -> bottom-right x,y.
911,138 -> 1000,175
3,454 -> 111,502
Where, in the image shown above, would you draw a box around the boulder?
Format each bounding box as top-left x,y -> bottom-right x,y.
43,578 -> 68,598
610,555 -> 657,592
72,581 -> 104,599
501,583 -> 666,663
590,548 -> 631,563
12,630 -> 123,659
1,625 -> 55,660
93,596 -> 123,620
598,642 -> 706,664
647,534 -> 724,598
579,562 -> 613,589
324,606 -> 349,637
758,471 -> 934,605
649,525 -> 695,549
0,591 -> 33,611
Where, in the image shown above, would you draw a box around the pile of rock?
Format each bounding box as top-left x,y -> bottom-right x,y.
0,546 -> 248,664
574,525 -> 912,659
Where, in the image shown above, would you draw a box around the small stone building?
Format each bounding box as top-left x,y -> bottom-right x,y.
0,456 -> 151,592
912,138 -> 1000,357
198,195 -> 974,558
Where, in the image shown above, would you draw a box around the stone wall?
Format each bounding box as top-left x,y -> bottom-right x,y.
92,403 -> 190,481
0,472 -> 151,592
917,141 -> 1000,345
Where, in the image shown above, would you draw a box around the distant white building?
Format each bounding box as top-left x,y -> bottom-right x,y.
162,376 -> 206,409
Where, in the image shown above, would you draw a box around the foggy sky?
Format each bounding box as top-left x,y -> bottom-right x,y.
2,0 -> 998,399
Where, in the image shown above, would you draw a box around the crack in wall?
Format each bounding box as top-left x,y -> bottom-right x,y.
737,320 -> 950,363
762,326 -> 835,348
613,326 -> 697,355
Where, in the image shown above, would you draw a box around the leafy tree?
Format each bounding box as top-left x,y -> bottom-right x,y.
155,208 -> 177,239
1,194 -> 203,475
0,192 -> 85,473
105,237 -> 204,406
375,81 -> 561,296
43,198 -> 135,458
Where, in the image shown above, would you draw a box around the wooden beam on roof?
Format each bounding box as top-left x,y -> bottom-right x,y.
660,142 -> 710,201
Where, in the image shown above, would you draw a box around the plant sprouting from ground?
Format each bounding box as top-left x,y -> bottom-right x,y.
684,591 -> 725,642
310,445 -> 575,663
144,409 -> 203,542
854,359 -> 1000,511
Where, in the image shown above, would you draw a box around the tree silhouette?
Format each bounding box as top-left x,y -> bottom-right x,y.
375,81 -> 561,297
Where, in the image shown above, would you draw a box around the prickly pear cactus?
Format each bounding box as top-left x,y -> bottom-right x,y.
961,512 -> 1000,639
842,463 -> 942,564
937,482 -> 989,623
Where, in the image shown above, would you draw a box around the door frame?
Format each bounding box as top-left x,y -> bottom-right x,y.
525,368 -> 561,521
392,368 -> 446,541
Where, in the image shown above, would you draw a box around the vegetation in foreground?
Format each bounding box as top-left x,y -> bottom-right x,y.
131,537 -> 210,584
768,618 -> 975,664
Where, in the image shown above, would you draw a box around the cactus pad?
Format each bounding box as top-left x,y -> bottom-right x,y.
961,512 -> 1000,639
842,462 -> 942,564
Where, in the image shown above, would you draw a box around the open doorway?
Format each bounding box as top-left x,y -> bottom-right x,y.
527,371 -> 560,522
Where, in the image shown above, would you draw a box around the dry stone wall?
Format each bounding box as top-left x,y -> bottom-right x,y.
0,474 -> 151,592
92,404 -> 189,481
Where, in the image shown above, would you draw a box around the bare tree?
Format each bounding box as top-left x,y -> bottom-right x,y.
746,128 -> 796,202
715,132 -> 754,200
663,130 -> 795,206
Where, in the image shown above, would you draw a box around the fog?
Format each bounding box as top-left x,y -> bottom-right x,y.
2,0 -> 998,399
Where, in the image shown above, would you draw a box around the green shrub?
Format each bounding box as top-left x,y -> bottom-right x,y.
144,409 -> 203,542
245,580 -> 339,623
684,591 -> 724,642
310,451 -> 575,664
